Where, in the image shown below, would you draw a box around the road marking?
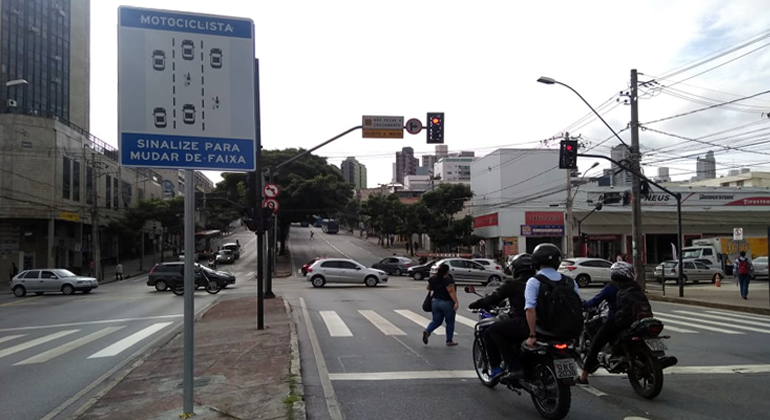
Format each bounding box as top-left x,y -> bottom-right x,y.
661,325 -> 698,334
578,384 -> 607,397
394,310 -> 445,335
676,310 -> 770,328
320,311 -> 353,337
454,314 -> 477,328
0,330 -> 78,359
299,298 -> 343,420
348,241 -> 375,256
654,316 -> 743,334
15,326 -> 125,365
659,312 -> 770,334
0,296 -> 43,307
0,314 -> 182,333
88,322 -> 172,358
317,233 -> 352,258
705,310 -> 770,322
358,310 -> 406,336
0,334 -> 25,345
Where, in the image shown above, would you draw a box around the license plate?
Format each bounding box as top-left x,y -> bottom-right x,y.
553,358 -> 578,379
645,338 -> 667,352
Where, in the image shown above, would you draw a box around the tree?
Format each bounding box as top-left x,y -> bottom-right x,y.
420,184 -> 474,251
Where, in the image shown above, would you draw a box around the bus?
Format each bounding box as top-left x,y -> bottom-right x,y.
194,230 -> 222,260
321,219 -> 339,234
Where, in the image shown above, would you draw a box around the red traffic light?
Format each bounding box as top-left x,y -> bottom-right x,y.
566,145 -> 573,151
432,117 -> 440,124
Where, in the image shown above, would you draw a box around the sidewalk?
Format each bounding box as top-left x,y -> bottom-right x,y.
75,296 -> 304,420
647,280 -> 770,315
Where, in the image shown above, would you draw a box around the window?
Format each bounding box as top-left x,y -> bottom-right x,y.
684,262 -> 696,270
702,249 -> 713,256
85,166 -> 93,204
694,262 -> 709,269
105,176 -> 111,208
41,271 -> 57,279
72,160 -> 80,202
339,261 -> 358,270
62,156 -> 70,199
113,178 -> 119,209
23,270 -> 40,279
450,260 -> 465,268
470,262 -> 484,270
476,260 -> 489,266
321,261 -> 339,269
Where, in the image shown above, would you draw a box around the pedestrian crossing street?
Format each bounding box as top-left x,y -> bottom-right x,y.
310,306 -> 770,339
0,322 -> 173,367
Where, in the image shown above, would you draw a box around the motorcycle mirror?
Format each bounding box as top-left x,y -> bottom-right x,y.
464,285 -> 476,294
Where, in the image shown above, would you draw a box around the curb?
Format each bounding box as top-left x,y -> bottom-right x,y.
98,270 -> 148,286
647,294 -> 770,316
285,299 -> 307,420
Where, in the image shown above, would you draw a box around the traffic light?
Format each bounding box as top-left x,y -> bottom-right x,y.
244,206 -> 274,232
558,140 -> 578,169
426,112 -> 444,144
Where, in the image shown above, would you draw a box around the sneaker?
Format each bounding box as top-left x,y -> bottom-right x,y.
489,367 -> 504,379
422,331 -> 429,345
446,341 -> 458,346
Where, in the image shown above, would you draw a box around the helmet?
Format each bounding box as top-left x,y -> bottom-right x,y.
531,243 -> 562,268
610,261 -> 635,282
508,253 -> 534,278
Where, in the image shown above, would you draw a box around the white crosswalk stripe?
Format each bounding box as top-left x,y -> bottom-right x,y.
0,330 -> 79,359
320,311 -> 353,337
660,312 -> 770,334
705,310 -> 770,323
454,314 -> 478,329
661,325 -> 699,334
15,326 -> 125,365
654,316 -> 743,334
88,322 -> 172,358
394,310 -> 445,335
675,310 -> 770,328
0,334 -> 25,345
358,310 -> 405,336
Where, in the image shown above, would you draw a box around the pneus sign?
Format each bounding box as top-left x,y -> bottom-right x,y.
590,190 -> 770,207
118,7 -> 256,171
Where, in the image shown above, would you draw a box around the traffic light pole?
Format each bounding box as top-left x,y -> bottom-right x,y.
265,170 -> 275,299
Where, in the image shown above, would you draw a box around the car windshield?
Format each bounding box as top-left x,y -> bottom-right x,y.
682,249 -> 702,259
53,269 -> 77,277
219,250 -> 232,255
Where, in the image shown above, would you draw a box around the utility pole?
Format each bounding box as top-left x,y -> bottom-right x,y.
564,132 -> 574,258
630,69 -> 645,290
91,153 -> 101,282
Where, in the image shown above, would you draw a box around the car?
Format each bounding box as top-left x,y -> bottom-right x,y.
751,256 -> 768,279
654,260 -> 726,284
152,49 -> 165,71
558,258 -> 613,287
210,47 -> 223,68
147,262 -> 235,291
407,259 -> 441,281
429,258 -> 503,285
182,39 -> 195,60
306,258 -> 388,288
153,107 -> 167,128
473,258 -> 504,273
182,104 -> 196,124
11,269 -> 98,297
301,257 -> 323,276
371,256 -> 413,276
221,243 -> 241,259
216,250 -> 235,264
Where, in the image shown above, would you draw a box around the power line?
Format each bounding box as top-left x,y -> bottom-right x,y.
641,88 -> 770,125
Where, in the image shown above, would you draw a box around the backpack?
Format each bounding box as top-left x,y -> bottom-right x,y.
535,274 -> 584,338
614,283 -> 653,328
737,258 -> 750,275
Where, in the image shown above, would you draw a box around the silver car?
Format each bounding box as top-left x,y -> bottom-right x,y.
654,260 -> 725,284
307,258 -> 388,288
430,258 -> 503,285
371,256 -> 413,276
216,250 -> 235,264
751,256 -> 768,279
11,269 -> 98,297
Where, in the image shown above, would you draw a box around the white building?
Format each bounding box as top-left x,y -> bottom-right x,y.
696,151 -> 717,180
434,157 -> 475,182
403,175 -> 432,192
610,144 -> 632,186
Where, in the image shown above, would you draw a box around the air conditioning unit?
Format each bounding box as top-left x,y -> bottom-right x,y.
6,99 -> 17,108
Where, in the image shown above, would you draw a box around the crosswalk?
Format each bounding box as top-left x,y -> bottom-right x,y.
0,322 -> 173,367
309,307 -> 770,339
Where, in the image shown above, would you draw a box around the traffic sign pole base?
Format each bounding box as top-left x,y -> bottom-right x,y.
264,292 -> 276,299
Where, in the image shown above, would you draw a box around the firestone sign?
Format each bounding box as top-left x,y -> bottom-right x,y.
590,190 -> 770,207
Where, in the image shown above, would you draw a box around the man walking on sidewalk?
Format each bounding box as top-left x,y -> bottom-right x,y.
734,251 -> 753,300
115,262 -> 124,281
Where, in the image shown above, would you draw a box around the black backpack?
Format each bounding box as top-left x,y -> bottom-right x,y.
614,283 -> 653,328
535,274 -> 584,338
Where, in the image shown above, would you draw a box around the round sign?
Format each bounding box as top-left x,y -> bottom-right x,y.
479,239 -> 486,246
405,118 -> 423,135
264,183 -> 280,198
263,198 -> 280,213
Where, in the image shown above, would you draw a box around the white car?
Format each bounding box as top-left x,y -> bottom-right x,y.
306,258 -> 388,288
751,256 -> 768,280
473,258 -> 504,273
558,258 -> 613,287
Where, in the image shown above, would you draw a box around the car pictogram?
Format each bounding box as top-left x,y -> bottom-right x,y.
182,40 -> 195,60
182,104 -> 196,124
210,48 -> 223,69
152,50 -> 165,71
153,107 -> 167,128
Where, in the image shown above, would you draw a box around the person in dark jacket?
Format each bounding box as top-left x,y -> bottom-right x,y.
468,253 -> 534,381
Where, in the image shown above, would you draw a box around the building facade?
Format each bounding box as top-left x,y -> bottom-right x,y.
421,155 -> 436,173
686,170 -> 770,188
394,147 -> 418,184
340,157 -> 367,189
610,144 -> 631,186
434,157 -> 475,182
696,151 -> 717,181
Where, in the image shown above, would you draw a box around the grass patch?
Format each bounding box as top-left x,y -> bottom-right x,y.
284,373 -> 302,420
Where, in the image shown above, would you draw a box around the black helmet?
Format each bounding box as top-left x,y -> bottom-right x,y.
531,243 -> 562,269
509,253 -> 534,278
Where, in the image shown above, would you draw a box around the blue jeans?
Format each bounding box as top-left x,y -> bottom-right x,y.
738,274 -> 751,298
426,299 -> 456,342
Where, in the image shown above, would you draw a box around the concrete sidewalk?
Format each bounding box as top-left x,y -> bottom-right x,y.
74,296 -> 304,420
647,279 -> 770,315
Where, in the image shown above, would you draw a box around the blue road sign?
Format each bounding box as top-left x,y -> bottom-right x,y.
118,7 -> 256,171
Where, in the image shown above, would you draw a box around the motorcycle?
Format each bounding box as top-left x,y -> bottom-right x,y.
578,302 -> 678,399
465,286 -> 578,420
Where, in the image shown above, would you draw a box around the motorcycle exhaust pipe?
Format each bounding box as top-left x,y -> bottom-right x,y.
660,356 -> 678,370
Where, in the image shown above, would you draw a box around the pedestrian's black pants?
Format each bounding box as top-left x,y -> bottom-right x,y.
484,317 -> 529,371
584,320 -> 621,373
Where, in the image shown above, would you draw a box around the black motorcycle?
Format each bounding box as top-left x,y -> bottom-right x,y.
466,286 -> 578,420
578,302 -> 678,399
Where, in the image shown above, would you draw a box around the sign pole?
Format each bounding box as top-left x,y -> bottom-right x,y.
767,226 -> 769,307
182,169 -> 195,415
254,58 -> 265,330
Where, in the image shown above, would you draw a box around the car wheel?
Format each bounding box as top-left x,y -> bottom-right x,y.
486,275 -> 501,285
155,280 -> 168,292
365,276 -> 379,287
35,292 -> 44,296
576,274 -> 591,288
13,285 -> 27,297
413,272 -> 423,281
394,268 -> 402,276
61,284 -> 75,295
311,276 -> 326,288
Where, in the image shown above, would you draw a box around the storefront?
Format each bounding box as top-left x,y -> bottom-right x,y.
521,211 -> 566,253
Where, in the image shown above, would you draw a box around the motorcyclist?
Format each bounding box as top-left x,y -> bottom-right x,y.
578,261 -> 637,385
468,253 -> 535,380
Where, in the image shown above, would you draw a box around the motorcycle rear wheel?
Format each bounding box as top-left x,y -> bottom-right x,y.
530,362 -> 571,420
472,337 -> 499,388
205,280 -> 222,294
628,350 -> 664,400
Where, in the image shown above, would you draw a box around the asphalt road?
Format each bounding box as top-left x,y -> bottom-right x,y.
0,229 -> 259,420
282,227 -> 770,420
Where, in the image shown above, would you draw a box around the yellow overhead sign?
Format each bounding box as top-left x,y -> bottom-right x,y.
60,211 -> 80,222
362,129 -> 404,139
362,115 -> 404,139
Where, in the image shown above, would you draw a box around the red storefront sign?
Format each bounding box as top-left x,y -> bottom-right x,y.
473,213 -> 498,228
525,211 -> 564,226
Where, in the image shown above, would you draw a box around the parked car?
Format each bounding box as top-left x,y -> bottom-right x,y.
473,258 -> 504,273
11,269 -> 98,297
371,256 -> 413,276
653,260 -> 725,284
147,262 -> 235,291
558,258 -> 613,287
301,257 -> 323,276
221,243 -> 241,259
407,259 -> 440,281
306,258 -> 388,287
215,250 -> 235,264
751,256 -> 769,280
429,258 -> 503,285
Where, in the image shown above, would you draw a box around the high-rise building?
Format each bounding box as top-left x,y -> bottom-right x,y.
654,167 -> 671,183
394,147 -> 418,184
610,144 -> 632,186
435,145 -> 449,160
340,157 -> 367,189
0,0 -> 91,130
422,155 -> 437,172
434,157 -> 476,182
696,151 -> 716,180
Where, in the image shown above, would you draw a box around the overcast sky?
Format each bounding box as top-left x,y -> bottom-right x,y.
92,0 -> 770,188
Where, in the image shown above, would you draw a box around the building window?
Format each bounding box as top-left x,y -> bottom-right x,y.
113,178 -> 119,209
737,181 -> 744,187
62,156 -> 71,199
121,181 -> 132,208
105,175 -> 111,208
86,166 -> 93,204
72,160 -> 80,202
